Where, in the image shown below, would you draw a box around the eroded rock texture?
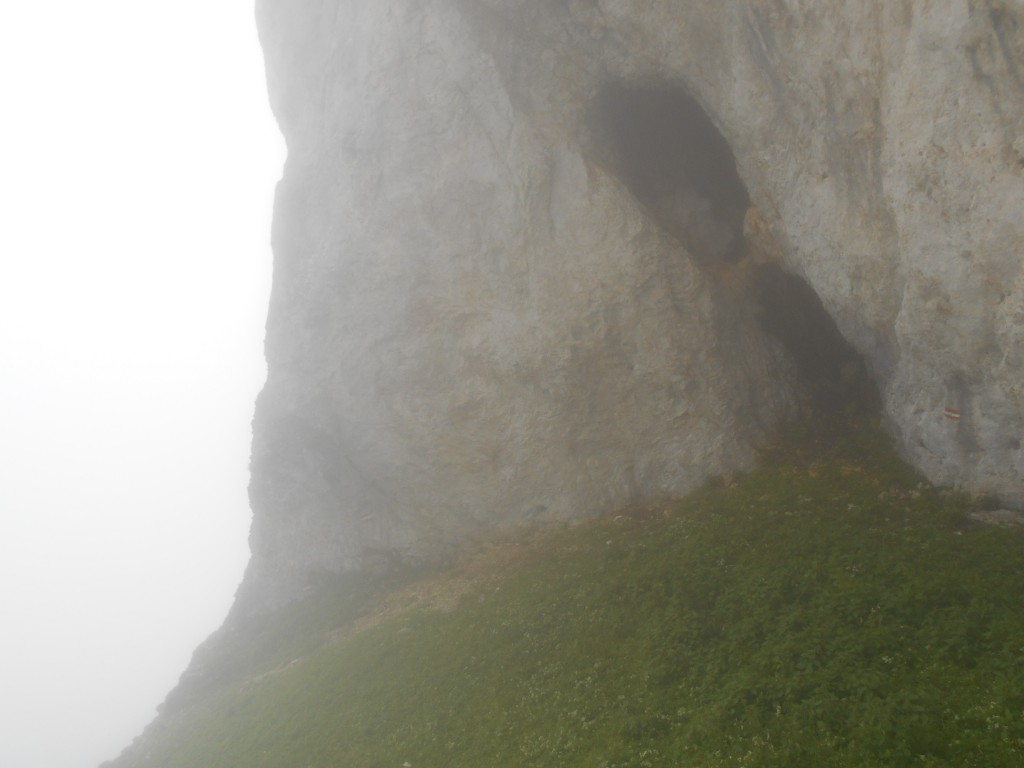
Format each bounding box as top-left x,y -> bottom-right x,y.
243,0 -> 1023,612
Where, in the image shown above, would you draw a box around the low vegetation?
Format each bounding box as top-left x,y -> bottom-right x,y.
110,423 -> 1024,767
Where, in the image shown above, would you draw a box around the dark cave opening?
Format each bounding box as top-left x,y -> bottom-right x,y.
593,83 -> 750,265
590,82 -> 880,420
752,264 -> 880,418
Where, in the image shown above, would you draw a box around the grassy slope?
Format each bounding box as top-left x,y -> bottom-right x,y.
110,426 -> 1024,768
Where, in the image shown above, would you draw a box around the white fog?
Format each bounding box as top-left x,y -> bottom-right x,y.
0,3 -> 282,767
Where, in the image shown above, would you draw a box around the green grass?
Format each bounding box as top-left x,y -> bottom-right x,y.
109,425 -> 1024,767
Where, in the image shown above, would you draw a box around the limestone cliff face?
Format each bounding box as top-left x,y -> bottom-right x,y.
243,0 -> 1023,613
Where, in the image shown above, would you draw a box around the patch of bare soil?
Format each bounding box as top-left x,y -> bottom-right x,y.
325,525 -> 560,646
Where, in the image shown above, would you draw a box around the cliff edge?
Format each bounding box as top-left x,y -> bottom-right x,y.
239,0 -> 1023,615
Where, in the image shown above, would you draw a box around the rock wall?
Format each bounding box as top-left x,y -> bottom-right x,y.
243,0 -> 1023,613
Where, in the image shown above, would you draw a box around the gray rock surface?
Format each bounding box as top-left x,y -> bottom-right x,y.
241,0 -> 1024,613
970,508 -> 1024,527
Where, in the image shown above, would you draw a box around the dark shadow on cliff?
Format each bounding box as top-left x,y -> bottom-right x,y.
592,83 -> 750,265
752,263 -> 880,423
589,81 -> 880,433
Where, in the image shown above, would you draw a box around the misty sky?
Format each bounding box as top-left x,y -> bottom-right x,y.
0,4 -> 283,767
